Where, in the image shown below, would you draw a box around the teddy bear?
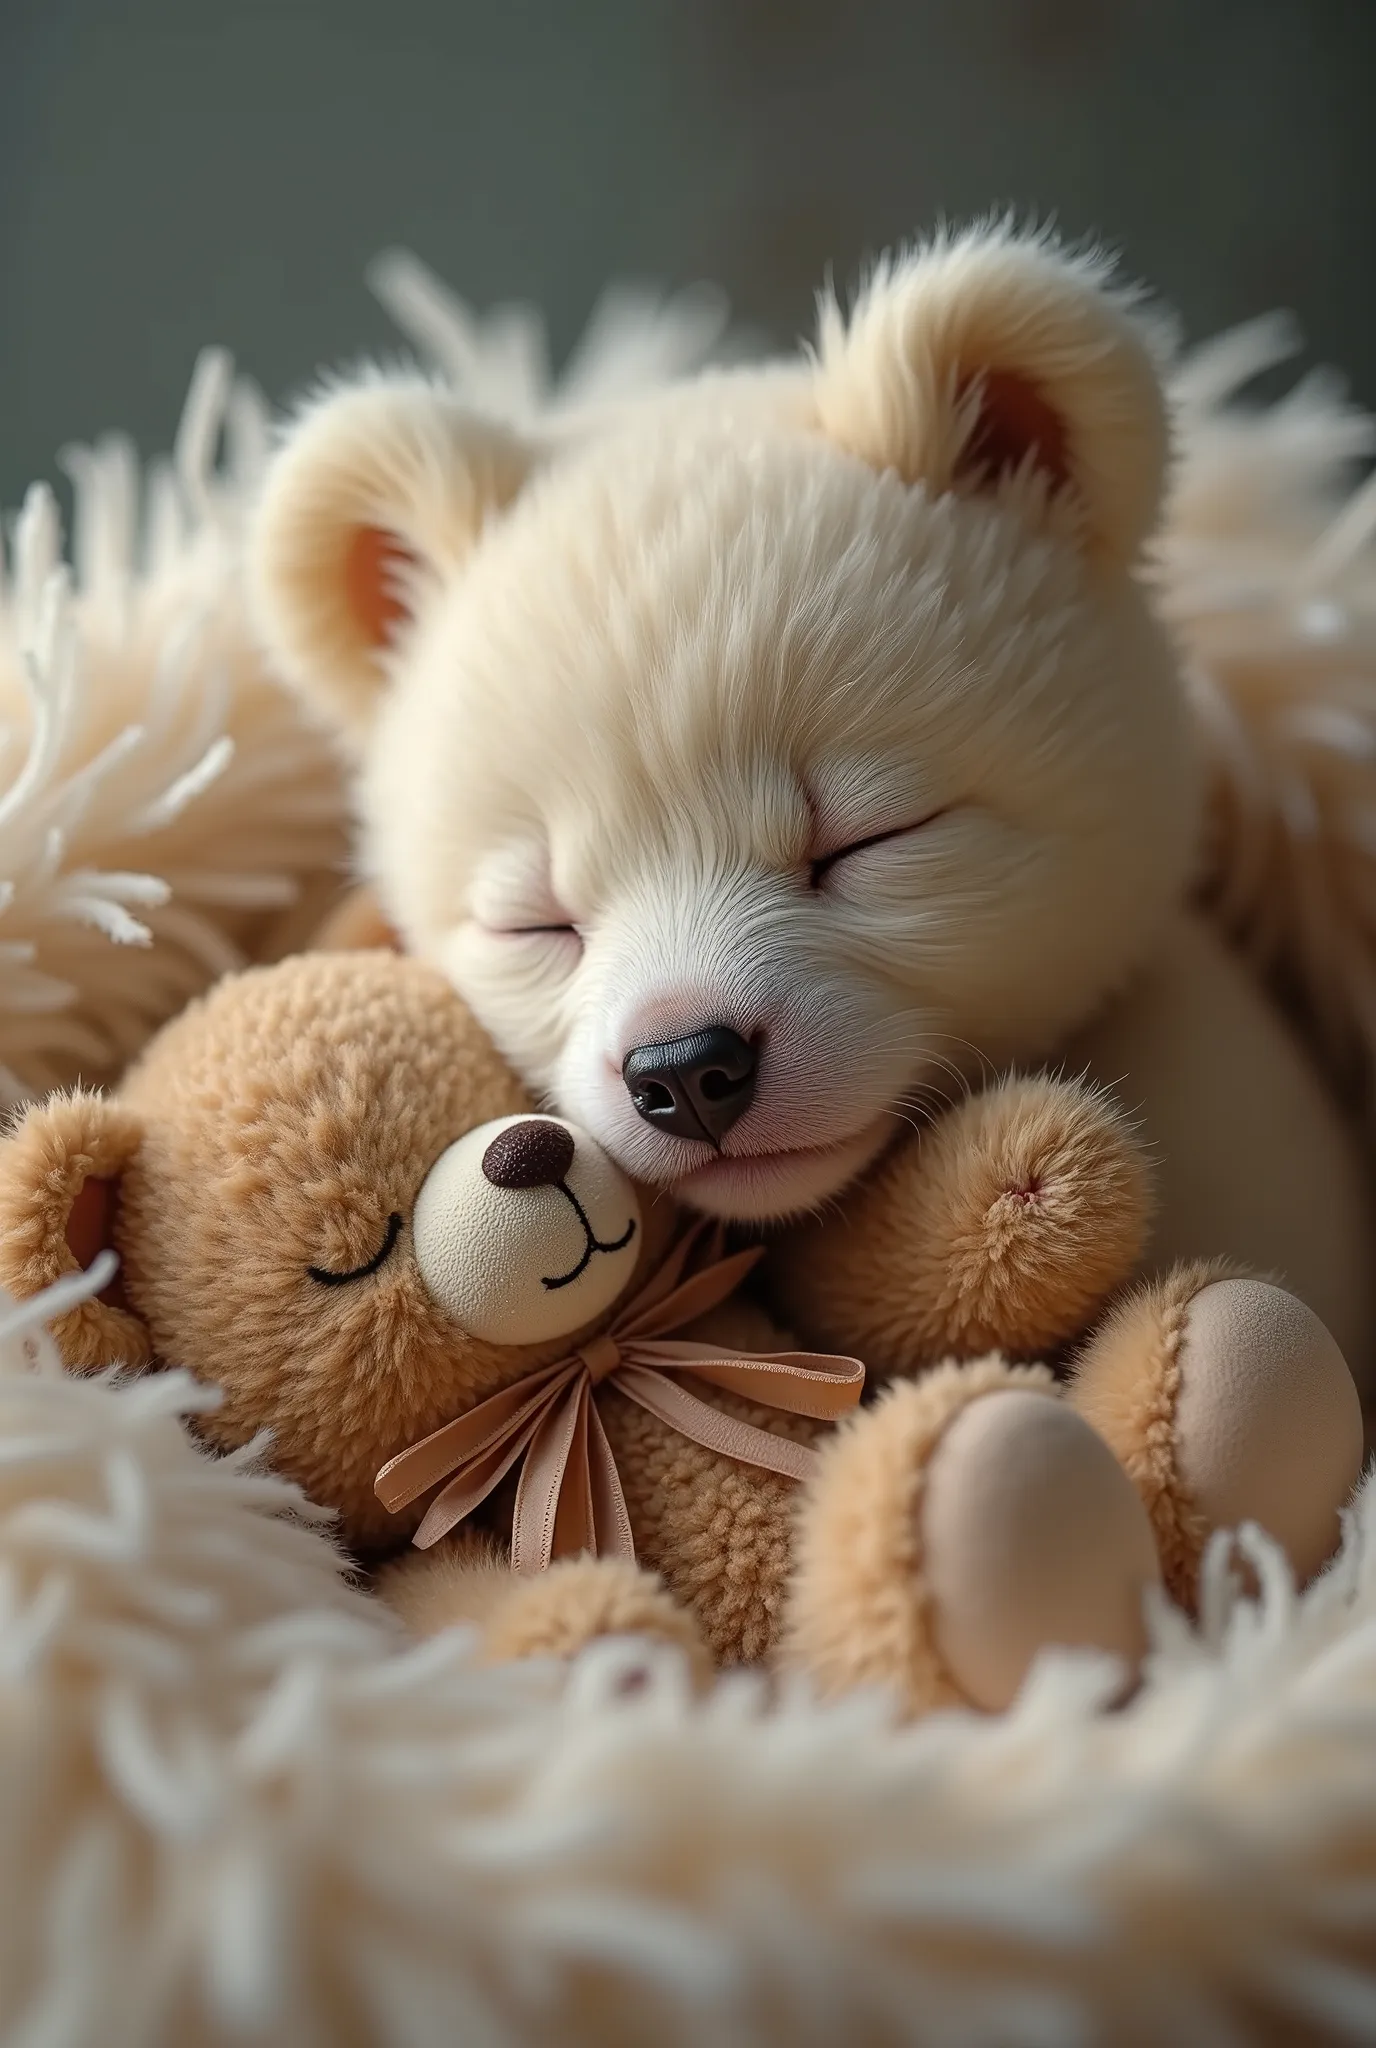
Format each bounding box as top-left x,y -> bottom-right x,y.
0,948 -> 1361,1717
242,220 -> 1376,1399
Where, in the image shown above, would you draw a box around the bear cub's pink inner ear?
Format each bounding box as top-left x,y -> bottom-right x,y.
66,1176 -> 130,1310
958,368 -> 1071,495
345,525 -> 418,648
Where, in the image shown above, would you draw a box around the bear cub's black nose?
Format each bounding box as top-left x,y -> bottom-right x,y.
622,1027 -> 758,1147
482,1119 -> 577,1189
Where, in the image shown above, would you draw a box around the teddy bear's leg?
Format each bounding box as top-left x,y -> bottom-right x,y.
766,1072 -> 1152,1377
782,1358 -> 1161,1716
376,1535 -> 712,1683
1069,1265 -> 1365,1605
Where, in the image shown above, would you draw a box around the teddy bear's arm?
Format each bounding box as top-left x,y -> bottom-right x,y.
374,1530 -> 710,1679
765,1072 -> 1153,1377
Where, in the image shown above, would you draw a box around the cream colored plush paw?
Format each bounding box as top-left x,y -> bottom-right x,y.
921,1387 -> 1161,1711
1072,1268 -> 1364,1602
783,1359 -> 1159,1717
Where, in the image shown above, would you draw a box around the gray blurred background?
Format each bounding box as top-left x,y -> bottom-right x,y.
1,0 -> 1373,509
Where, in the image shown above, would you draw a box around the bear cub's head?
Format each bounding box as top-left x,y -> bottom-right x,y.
249,225 -> 1199,1224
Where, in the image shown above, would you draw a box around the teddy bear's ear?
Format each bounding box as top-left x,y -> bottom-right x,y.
248,378 -> 538,741
0,1092 -> 153,1372
812,224 -> 1172,567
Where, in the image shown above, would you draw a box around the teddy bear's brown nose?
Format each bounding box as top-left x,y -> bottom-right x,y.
481,1118 -> 577,1190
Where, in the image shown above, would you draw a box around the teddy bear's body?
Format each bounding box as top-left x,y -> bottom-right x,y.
0,948 -> 1141,1677
0,950 -> 1362,1718
246,226 -> 1376,1386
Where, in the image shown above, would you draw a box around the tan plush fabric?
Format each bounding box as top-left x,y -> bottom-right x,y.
767,1071 -> 1152,1371
109,950 -> 534,1552
1070,1258 -> 1235,1603
1066,913 -> 1376,1383
379,1537 -> 711,1683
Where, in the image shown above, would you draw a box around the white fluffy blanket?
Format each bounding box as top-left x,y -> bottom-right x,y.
3,1272 -> 1375,2047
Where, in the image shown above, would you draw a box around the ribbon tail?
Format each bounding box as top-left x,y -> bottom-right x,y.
511,1382 -> 585,1575
614,1363 -> 820,1485
375,1359 -> 571,1512
586,1395 -> 636,1561
634,1341 -> 866,1420
549,1379 -> 599,1564
410,1410 -> 545,1550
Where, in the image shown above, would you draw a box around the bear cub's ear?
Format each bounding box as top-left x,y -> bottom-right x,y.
813,223 -> 1173,568
0,1092 -> 153,1371
249,379 -> 539,746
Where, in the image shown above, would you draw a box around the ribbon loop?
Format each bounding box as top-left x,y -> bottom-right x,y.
375,1223 -> 866,1570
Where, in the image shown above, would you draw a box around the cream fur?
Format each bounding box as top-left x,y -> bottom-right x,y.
1068,913 -> 1375,1369
247,223 -> 1375,1381
813,226 -> 1173,565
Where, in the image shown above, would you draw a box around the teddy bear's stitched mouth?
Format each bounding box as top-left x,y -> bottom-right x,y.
542,1182 -> 636,1292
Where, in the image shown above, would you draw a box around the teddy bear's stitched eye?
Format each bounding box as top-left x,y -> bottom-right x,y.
308,1212 -> 403,1287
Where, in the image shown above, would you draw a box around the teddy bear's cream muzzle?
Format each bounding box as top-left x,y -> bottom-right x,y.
411,1113 -> 642,1344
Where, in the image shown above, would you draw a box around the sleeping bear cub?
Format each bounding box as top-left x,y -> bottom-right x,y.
248,222 -> 1375,1386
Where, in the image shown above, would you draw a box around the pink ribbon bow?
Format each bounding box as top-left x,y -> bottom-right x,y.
375,1219 -> 866,1573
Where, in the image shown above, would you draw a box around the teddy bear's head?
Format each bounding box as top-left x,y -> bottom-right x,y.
248,224 -> 1201,1224
0,952 -> 660,1551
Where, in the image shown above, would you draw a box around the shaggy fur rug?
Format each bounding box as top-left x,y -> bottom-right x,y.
2,256 -> 1376,2044
0,352 -> 347,1101
2,1268 -> 1376,2047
